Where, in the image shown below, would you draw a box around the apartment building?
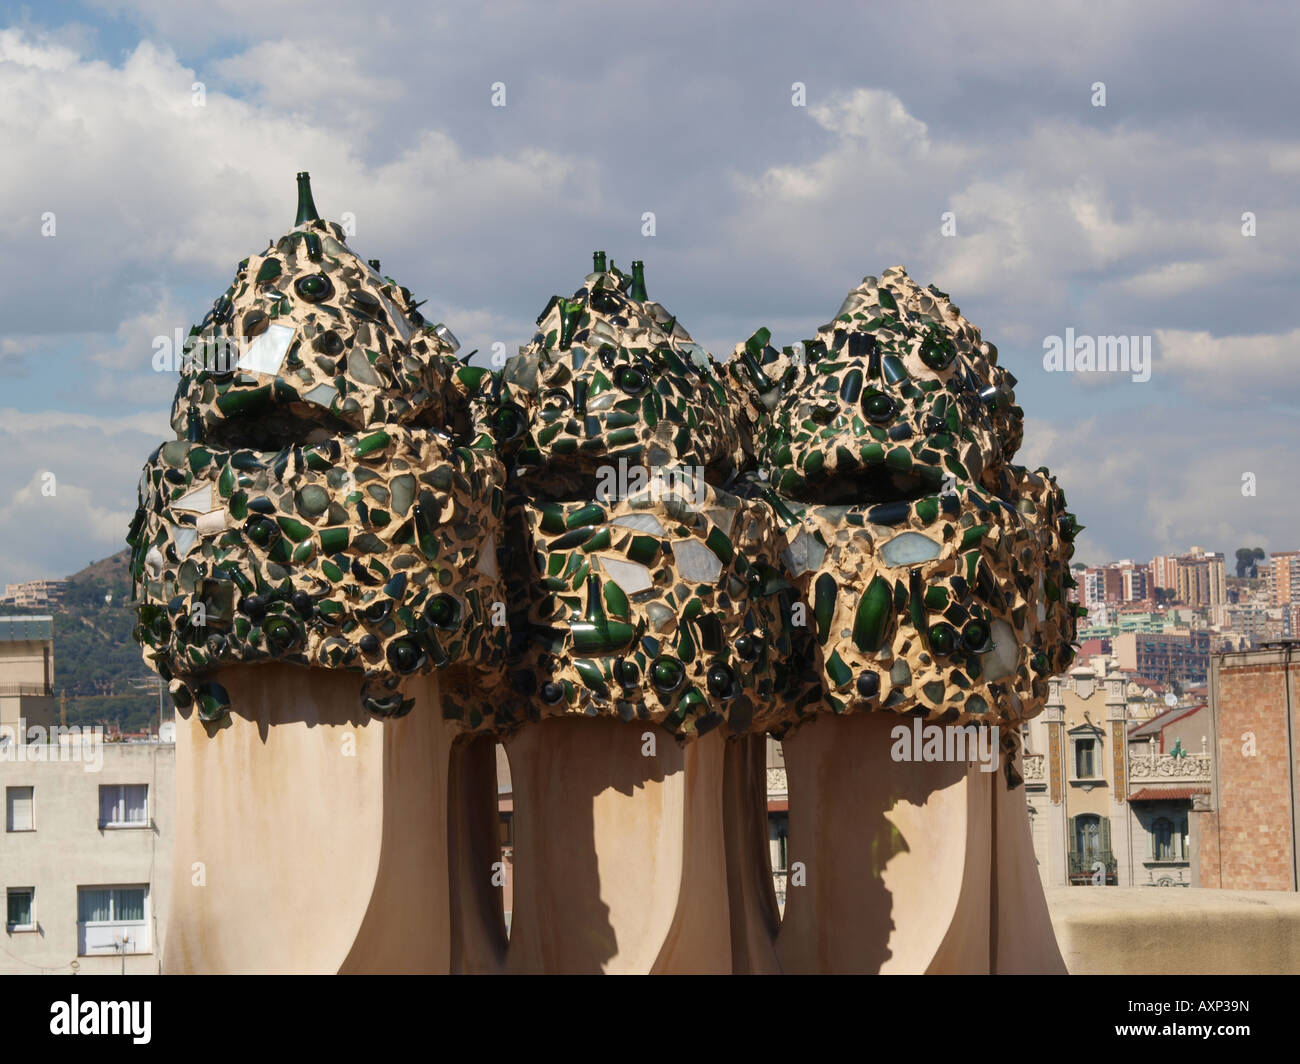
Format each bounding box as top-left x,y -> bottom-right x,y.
0,581 -> 66,610
1175,547 -> 1227,609
1268,551 -> 1300,609
1,734 -> 174,974
1082,561 -> 1150,607
0,616 -> 55,737
1025,666 -> 1131,887
1024,663 -> 1211,889
1,612 -> 174,973
1113,628 -> 1211,687
1151,555 -> 1179,592
1126,702 -> 1211,888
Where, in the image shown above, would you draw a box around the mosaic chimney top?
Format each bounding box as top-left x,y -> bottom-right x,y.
130,174 -> 506,722
130,179 -> 1081,741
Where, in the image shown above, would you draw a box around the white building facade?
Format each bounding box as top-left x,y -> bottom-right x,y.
1,734 -> 174,974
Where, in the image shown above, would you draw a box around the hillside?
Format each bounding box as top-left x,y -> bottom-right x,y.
0,548 -> 161,732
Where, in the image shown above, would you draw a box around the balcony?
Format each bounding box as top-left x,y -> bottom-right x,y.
0,683 -> 53,697
1128,743 -> 1211,787
1068,849 -> 1117,884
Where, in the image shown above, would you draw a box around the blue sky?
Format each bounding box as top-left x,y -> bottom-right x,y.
1,0 -> 1297,584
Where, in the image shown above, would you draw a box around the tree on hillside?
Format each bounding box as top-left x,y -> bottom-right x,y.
1235,546 -> 1266,578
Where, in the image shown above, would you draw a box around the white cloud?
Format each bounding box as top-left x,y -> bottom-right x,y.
810,88 -> 931,150
0,408 -> 165,583
1155,326 -> 1300,402
1,5 -> 1299,583
1019,408 -> 1299,565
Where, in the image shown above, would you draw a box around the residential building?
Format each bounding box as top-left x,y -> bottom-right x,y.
1081,561 -> 1149,607
1269,551 -> 1300,609
1,732 -> 175,974
0,616 -> 55,737
1121,565 -> 1148,603
1198,643 -> 1300,891
0,581 -> 66,610
1175,547 -> 1227,609
1025,665 -> 1133,887
1078,607 -> 1199,641
1126,703 -> 1211,887
1025,662 -> 1213,889
1152,555 -> 1179,593
1217,603 -> 1277,643
1113,628 -> 1211,687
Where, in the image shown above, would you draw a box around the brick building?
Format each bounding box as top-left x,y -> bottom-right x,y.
1197,644 -> 1300,891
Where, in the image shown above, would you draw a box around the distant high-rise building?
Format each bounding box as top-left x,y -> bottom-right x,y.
1268,551 -> 1300,608
1083,561 -> 1151,606
1122,566 -> 1148,602
1114,629 -> 1212,687
1083,569 -> 1108,607
1163,547 -> 1226,609
1152,555 -> 1180,592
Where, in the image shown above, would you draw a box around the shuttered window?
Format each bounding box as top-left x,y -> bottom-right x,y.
5,786 -> 33,831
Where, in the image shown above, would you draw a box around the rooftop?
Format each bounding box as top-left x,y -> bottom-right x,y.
0,615 -> 53,642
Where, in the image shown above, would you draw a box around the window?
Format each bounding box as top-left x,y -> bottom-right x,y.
768,811 -> 790,909
98,785 -> 148,828
498,811 -> 513,850
1152,816 -> 1188,861
1075,738 -> 1097,778
1075,814 -> 1101,859
6,888 -> 34,931
769,811 -> 789,873
77,886 -> 149,955
5,786 -> 33,831
1153,817 -> 1174,860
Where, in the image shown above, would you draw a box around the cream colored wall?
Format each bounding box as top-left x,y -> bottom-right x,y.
1048,887 -> 1300,974
1061,689 -> 1112,818
0,695 -> 56,733
0,640 -> 52,688
0,742 -> 174,975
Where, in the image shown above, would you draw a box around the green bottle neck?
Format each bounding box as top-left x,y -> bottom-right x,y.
629,260 -> 647,300
295,172 -> 320,226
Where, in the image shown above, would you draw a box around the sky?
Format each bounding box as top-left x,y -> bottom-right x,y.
0,0 -> 1297,585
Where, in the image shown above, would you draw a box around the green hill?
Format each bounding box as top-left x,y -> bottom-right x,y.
0,549 -> 161,732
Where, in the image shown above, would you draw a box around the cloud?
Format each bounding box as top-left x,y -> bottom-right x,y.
1153,326 -> 1300,404
0,408 -> 166,583
1,3 -> 1299,586
1019,407 -> 1298,565
0,30 -> 602,348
